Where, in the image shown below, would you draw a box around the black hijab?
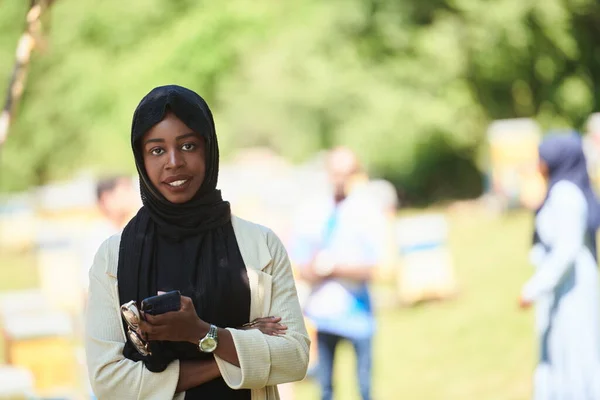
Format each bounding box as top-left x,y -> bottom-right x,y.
117,85 -> 251,398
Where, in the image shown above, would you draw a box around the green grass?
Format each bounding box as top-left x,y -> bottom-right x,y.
0,250 -> 39,292
0,209 -> 537,399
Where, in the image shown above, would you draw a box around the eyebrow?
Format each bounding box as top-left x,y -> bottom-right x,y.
144,132 -> 198,146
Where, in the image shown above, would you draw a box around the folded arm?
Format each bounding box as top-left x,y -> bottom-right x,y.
214,229 -> 311,389
176,360 -> 221,393
85,237 -> 182,400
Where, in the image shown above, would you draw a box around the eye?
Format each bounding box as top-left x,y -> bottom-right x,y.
150,147 -> 165,156
182,143 -> 196,151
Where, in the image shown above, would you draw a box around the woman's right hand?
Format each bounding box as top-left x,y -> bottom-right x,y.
240,316 -> 287,336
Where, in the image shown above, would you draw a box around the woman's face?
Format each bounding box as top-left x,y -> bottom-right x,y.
141,112 -> 206,204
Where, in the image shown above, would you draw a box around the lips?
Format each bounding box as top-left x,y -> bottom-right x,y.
163,175 -> 192,186
162,175 -> 193,193
168,179 -> 187,187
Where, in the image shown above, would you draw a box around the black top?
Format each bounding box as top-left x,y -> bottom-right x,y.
155,222 -> 251,399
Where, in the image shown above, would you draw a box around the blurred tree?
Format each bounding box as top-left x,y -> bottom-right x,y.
0,0 -> 599,203
1,0 -> 52,154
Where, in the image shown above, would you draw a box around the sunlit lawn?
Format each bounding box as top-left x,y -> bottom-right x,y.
0,208 -> 537,399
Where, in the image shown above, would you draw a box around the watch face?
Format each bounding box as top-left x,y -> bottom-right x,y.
200,337 -> 217,352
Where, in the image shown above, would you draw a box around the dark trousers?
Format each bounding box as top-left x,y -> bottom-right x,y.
316,331 -> 372,400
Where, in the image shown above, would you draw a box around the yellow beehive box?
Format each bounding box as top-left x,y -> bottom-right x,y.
5,336 -> 77,395
1,310 -> 78,397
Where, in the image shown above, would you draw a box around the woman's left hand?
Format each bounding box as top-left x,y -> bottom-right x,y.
138,295 -> 208,343
240,316 -> 288,336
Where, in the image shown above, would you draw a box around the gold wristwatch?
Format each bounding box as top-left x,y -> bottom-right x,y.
198,324 -> 218,353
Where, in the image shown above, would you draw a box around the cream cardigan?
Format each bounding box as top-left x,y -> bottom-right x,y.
85,216 -> 310,400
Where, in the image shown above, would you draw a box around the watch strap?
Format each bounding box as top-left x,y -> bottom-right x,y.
208,324 -> 218,339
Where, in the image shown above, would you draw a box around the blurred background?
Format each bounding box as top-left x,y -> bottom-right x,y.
1,0 -> 600,399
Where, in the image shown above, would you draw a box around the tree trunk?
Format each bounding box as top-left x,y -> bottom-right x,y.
0,0 -> 48,151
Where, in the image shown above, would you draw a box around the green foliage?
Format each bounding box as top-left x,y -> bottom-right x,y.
1,0 -> 600,202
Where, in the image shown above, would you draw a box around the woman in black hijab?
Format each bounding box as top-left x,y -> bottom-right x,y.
85,85 -> 310,400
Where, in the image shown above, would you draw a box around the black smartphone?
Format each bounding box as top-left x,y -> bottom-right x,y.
141,290 -> 181,316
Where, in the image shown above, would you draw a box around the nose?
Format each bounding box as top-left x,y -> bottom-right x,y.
165,149 -> 184,170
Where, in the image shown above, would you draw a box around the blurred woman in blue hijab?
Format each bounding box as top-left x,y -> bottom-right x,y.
520,133 -> 600,400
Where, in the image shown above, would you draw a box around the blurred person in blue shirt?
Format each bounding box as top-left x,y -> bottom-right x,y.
290,147 -> 387,400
